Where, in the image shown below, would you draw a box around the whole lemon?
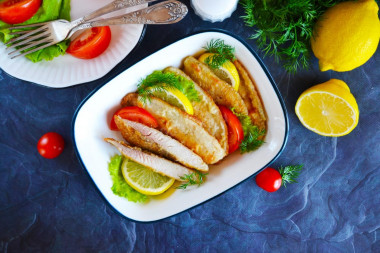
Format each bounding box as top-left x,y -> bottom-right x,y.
311,0 -> 380,72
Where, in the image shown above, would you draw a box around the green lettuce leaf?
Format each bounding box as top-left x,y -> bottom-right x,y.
108,155 -> 148,203
25,40 -> 69,62
59,0 -> 71,21
0,0 -> 71,62
0,28 -> 12,42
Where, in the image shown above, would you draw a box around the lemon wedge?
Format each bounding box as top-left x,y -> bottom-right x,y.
295,79 -> 359,137
121,158 -> 175,195
150,87 -> 194,115
199,53 -> 240,91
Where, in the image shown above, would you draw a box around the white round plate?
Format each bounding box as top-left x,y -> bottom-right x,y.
73,30 -> 289,222
0,0 -> 147,88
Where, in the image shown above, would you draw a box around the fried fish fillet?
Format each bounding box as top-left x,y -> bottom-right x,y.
121,93 -> 227,164
183,56 -> 248,115
163,66 -> 229,154
104,138 -> 193,181
114,116 -> 208,172
235,60 -> 267,131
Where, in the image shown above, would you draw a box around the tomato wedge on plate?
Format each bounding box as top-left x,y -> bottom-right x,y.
67,26 -> 111,59
0,0 -> 41,24
219,105 -> 244,153
110,106 -> 158,131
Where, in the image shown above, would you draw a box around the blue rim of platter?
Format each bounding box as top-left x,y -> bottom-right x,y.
71,28 -> 289,223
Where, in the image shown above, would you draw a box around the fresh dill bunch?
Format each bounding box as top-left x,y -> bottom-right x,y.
137,70 -> 199,103
279,165 -> 304,187
177,171 -> 208,190
231,108 -> 265,153
240,0 -> 347,73
203,39 -> 236,69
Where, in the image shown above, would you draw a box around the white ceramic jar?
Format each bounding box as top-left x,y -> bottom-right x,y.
191,0 -> 239,22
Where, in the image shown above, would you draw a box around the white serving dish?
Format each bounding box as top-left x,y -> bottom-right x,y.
72,30 -> 288,222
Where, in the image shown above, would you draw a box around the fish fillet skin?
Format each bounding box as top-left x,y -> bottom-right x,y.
163,66 -> 229,154
114,116 -> 208,172
121,93 -> 227,164
104,138 -> 193,181
235,60 -> 267,132
183,56 -> 248,115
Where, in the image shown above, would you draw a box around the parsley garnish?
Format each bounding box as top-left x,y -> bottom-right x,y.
137,70 -> 199,103
176,171 -> 208,190
279,165 -> 304,187
203,39 -> 236,69
240,0 -> 347,73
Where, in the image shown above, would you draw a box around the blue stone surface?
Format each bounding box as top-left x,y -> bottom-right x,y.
1,1 -> 380,252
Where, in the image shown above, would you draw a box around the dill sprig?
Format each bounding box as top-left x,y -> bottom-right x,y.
240,0 -> 347,73
203,39 -> 236,69
279,165 -> 304,187
176,171 -> 208,190
231,108 -> 265,153
137,71 -> 199,103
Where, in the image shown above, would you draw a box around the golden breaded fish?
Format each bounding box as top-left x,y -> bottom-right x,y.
163,66 -> 229,154
183,56 -> 248,115
235,60 -> 267,131
104,138 -> 193,181
114,116 -> 208,172
121,93 -> 227,164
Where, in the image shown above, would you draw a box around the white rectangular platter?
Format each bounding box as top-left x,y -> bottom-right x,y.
72,30 -> 288,222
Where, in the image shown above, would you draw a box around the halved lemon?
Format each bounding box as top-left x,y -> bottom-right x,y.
295,79 -> 359,137
199,53 -> 240,91
121,158 -> 175,195
150,87 -> 194,115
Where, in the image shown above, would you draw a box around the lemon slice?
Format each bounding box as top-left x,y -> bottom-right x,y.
295,79 -> 359,137
121,158 -> 175,195
199,53 -> 240,91
150,87 -> 194,115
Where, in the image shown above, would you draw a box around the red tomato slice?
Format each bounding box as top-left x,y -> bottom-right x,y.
67,26 -> 111,59
218,105 -> 244,153
110,106 -> 158,131
37,132 -> 65,159
0,0 -> 41,24
255,167 -> 282,192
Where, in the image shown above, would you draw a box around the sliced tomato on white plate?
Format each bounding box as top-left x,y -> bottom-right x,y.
67,26 -> 112,59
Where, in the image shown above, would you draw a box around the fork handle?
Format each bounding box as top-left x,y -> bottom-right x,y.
71,0 -> 187,30
72,0 -> 158,25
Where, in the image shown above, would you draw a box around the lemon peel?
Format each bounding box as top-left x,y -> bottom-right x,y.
199,53 -> 240,91
150,87 -> 194,115
121,159 -> 175,195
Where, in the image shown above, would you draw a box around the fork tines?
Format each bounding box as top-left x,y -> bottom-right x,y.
6,22 -> 55,59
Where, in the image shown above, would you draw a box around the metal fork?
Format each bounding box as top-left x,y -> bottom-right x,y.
6,0 -> 159,58
6,0 -> 187,59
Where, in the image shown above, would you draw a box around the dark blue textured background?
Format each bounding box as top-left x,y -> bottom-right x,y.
1,1 -> 380,252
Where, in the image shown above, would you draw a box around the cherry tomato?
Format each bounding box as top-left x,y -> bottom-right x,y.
66,26 -> 111,59
0,0 -> 41,24
218,105 -> 244,153
37,132 -> 65,159
110,106 -> 158,131
255,167 -> 282,192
